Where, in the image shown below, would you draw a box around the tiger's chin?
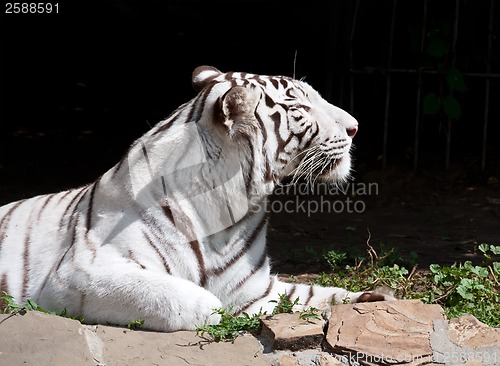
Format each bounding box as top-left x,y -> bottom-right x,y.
314,155 -> 352,183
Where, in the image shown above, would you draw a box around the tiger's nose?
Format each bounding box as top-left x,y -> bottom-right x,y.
347,125 -> 358,138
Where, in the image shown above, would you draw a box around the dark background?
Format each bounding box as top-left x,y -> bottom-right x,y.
0,0 -> 499,202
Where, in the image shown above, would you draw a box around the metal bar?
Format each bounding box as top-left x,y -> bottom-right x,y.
382,0 -> 398,169
482,0 -> 495,171
414,0 -> 427,173
349,0 -> 360,115
445,0 -> 460,170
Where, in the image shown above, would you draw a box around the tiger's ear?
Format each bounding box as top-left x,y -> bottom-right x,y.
220,85 -> 261,131
192,66 -> 222,92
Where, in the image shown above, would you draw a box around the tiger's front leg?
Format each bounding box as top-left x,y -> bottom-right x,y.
242,276 -> 395,316
38,261 -> 223,332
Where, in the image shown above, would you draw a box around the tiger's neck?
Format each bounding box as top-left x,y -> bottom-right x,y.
99,102 -> 275,231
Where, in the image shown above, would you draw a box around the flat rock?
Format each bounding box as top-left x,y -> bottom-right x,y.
448,314 -> 500,349
0,311 -> 95,366
0,312 -> 270,366
325,300 -> 445,366
260,312 -> 325,352
431,315 -> 500,366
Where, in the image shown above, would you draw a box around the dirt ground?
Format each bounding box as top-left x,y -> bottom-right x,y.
266,166 -> 500,277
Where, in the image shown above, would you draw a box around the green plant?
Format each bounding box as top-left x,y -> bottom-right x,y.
269,292 -> 300,314
127,319 -> 145,330
1,292 -> 85,323
315,241 -> 500,327
195,308 -> 262,342
2,293 -> 36,315
298,306 -> 321,322
419,244 -> 500,326
1,293 -> 66,316
269,293 -> 321,321
416,21 -> 466,121
324,250 -> 347,269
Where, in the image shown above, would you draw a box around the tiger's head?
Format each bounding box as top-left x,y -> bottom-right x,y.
191,66 -> 358,188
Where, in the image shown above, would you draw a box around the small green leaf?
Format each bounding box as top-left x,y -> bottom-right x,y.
457,279 -> 474,300
446,68 -> 466,92
127,319 -> 144,330
423,93 -> 441,115
490,245 -> 500,255
472,266 -> 489,277
493,262 -> 500,275
478,243 -> 490,254
429,264 -> 441,273
443,96 -> 461,119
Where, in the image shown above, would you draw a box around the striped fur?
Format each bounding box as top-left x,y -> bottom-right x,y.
0,66 -> 392,331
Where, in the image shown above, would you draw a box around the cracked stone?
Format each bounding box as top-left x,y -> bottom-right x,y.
448,314 -> 500,349
325,300 -> 445,366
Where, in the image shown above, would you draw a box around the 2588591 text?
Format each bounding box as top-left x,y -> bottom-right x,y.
5,3 -> 58,14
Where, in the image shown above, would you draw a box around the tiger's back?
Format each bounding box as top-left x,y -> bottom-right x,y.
0,66 -> 393,331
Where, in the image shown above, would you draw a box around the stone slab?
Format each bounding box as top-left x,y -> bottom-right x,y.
325,300 -> 445,366
431,316 -> 500,366
0,311 -> 96,366
0,312 -> 270,366
260,312 -> 325,352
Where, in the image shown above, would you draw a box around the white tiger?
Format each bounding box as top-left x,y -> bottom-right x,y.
0,66 -> 393,331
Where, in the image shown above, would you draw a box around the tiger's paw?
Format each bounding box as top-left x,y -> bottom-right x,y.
355,286 -> 396,303
187,292 -> 223,329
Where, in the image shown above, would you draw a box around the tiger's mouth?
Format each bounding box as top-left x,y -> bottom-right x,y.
310,157 -> 342,177
289,148 -> 347,183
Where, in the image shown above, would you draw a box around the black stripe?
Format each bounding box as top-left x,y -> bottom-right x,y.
21,219 -> 32,301
56,189 -> 74,205
152,103 -> 188,136
254,111 -> 268,144
141,142 -> 154,178
236,279 -> 274,315
245,143 -> 255,190
36,194 -> 56,222
142,231 -> 171,274
86,179 -> 99,231
60,187 -> 88,228
271,111 -> 287,153
304,286 -> 315,306
127,249 -> 146,270
190,239 -> 207,287
0,200 -> 26,250
72,184 -> 99,260
161,204 -> 175,224
300,124 -> 319,151
254,76 -> 267,87
229,248 -> 267,294
265,94 -> 275,108
191,82 -> 217,124
286,284 -> 297,302
211,214 -> 268,276
270,78 -> 279,89
111,155 -> 127,179
55,215 -> 80,271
